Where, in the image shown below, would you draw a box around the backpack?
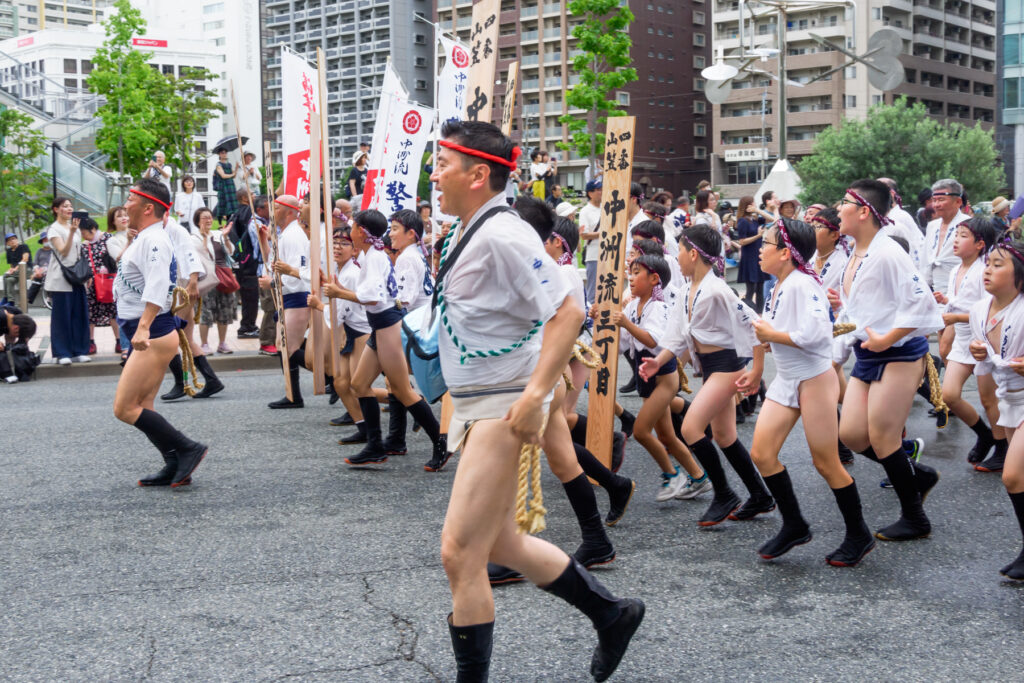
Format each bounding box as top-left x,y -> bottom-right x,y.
2,342 -> 41,381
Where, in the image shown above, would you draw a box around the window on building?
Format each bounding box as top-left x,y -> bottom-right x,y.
416,79 -> 427,90
1008,0 -> 1023,23
844,95 -> 857,108
1006,34 -> 1020,66
727,161 -> 765,185
203,2 -> 224,14
81,60 -> 92,74
415,56 -> 426,67
617,91 -> 630,106
203,20 -> 224,30
694,100 -> 706,113
64,78 -> 77,88
694,11 -> 705,24
694,146 -> 707,159
162,64 -> 175,75
695,123 -> 707,136
693,32 -> 705,46
845,66 -> 856,78
1005,77 -> 1020,109
694,55 -> 706,68
414,34 -> 426,44
872,94 -> 883,105
64,58 -> 77,73
694,77 -> 706,91
213,37 -> 225,46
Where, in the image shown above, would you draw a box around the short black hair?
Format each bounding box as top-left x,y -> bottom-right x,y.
11,313 -> 36,342
550,216 -> 579,253
632,253 -> 671,288
134,178 -> 171,218
631,219 -> 665,244
847,179 -> 891,227
352,209 -> 388,237
440,120 -> 515,192
642,201 -> 667,219
773,218 -> 816,268
390,209 -> 424,238
514,195 -> 555,242
961,216 -> 1000,251
193,207 -> 213,226
681,224 -> 723,269
629,182 -> 644,201
992,238 -> 1024,292
631,238 -> 663,258
253,195 -> 269,213
79,216 -> 99,233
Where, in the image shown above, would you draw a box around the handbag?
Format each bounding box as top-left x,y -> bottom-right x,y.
53,248 -> 92,287
85,244 -> 115,303
215,264 -> 240,294
193,234 -> 220,296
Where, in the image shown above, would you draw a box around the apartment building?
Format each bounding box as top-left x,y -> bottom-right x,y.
711,0 -> 997,199
1000,0 -> 1023,194
435,0 -> 711,194
13,0 -> 115,34
260,0 -> 435,188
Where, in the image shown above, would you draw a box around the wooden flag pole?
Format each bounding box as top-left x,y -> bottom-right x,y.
499,61 -> 519,137
466,0 -> 500,123
307,111 -> 326,395
316,48 -> 339,381
585,116 -> 636,469
262,142 -> 293,401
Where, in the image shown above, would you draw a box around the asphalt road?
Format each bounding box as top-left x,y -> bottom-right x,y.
3,366 -> 1023,682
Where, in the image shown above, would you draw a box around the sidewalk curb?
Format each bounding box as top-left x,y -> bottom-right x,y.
36,352 -> 281,379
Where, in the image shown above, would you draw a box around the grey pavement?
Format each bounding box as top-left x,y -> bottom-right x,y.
3,364 -> 1024,682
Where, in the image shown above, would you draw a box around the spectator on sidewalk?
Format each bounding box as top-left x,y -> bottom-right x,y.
213,148 -> 239,224
243,152 -> 262,196
79,217 -> 119,355
143,151 -> 173,195
3,232 -> 31,305
194,208 -> 237,354
0,302 -> 38,383
227,190 -> 259,339
173,175 -> 206,234
105,206 -> 133,361
26,231 -> 51,306
45,197 -> 91,365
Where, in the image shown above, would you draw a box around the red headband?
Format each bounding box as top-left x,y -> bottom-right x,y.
130,188 -> 171,210
439,139 -> 521,170
275,198 -> 302,211
809,215 -> 840,232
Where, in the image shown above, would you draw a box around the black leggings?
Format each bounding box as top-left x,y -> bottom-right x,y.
744,281 -> 764,313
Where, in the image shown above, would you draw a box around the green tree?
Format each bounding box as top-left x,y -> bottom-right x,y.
86,0 -> 164,177
0,108 -> 52,237
795,97 -> 1006,209
154,66 -> 225,185
557,0 -> 638,172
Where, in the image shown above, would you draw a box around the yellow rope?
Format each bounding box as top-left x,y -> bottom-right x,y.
171,287 -> 205,397
572,340 -> 601,369
514,415 -> 549,535
676,364 -> 691,393
562,370 -> 574,393
833,323 -> 856,337
925,353 -> 949,423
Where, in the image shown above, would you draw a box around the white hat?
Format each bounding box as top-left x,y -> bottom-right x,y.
555,201 -> 578,218
352,150 -> 367,165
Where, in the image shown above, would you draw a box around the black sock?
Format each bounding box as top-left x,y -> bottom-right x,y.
563,473 -> 611,548
994,438 -> 1009,458
831,480 -> 871,539
133,408 -> 193,453
879,446 -> 925,518
570,414 -> 588,445
721,439 -> 771,499
405,398 -> 440,444
916,379 -> 932,403
1010,491 -> 1024,545
194,354 -> 219,382
687,436 -> 735,499
859,447 -> 879,463
541,558 -> 621,630
969,417 -> 994,442
288,349 -> 307,371
762,468 -> 806,530
358,395 -> 383,447
574,442 -> 622,491
167,354 -> 184,388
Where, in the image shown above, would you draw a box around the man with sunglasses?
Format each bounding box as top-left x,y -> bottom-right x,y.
923,178 -> 970,295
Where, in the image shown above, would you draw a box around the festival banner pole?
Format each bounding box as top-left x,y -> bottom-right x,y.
307,111 -> 326,395
585,116 -> 636,468
500,61 -> 519,137
263,142 -> 293,401
466,0 -> 500,123
317,47 -> 339,381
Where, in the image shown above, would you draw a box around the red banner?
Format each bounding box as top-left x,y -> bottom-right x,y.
132,38 -> 168,48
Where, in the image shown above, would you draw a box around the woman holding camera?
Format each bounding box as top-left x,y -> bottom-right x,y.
45,197 -> 91,365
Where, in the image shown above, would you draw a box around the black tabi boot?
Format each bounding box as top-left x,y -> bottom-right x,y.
330,411 -> 355,427
966,417 -> 995,464
1001,491 -> 1024,581
160,354 -> 186,401
722,440 -> 775,520
875,447 -> 931,541
380,393 -> 408,455
541,558 -> 645,682
326,377 -> 338,405
826,481 -> 876,567
192,355 -> 224,399
570,413 -> 588,445
564,473 -> 616,568
837,409 -> 854,465
132,409 -> 206,487
910,459 -> 940,502
338,421 -> 368,444
424,434 -> 452,472
573,443 -> 635,526
346,397 -> 387,465
268,351 -> 304,408
487,562 -> 525,586
977,438 -> 1008,472
138,450 -> 179,487
617,408 -> 635,438
406,397 -> 441,444
758,468 -> 812,560
448,614 -> 494,683
687,436 -> 741,526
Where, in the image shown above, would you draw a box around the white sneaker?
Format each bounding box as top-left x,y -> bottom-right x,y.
4,375 -> 17,384
201,343 -> 212,355
72,355 -> 92,363
57,357 -> 72,366
676,474 -> 713,500
655,467 -> 685,502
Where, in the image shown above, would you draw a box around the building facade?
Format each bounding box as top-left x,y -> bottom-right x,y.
1000,0 -> 1023,195
711,0 -> 997,200
260,0 -> 436,189
13,0 -> 115,34
434,0 -> 711,195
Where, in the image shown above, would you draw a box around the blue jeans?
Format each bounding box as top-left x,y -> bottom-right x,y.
585,260 -> 597,307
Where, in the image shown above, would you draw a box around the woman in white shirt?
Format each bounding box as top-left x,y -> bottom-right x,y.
173,175 -> 206,234
44,196 -> 91,364
691,190 -> 727,267
194,208 -> 237,355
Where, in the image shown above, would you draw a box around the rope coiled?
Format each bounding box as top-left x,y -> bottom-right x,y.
515,414 -> 549,535
171,287 -> 204,397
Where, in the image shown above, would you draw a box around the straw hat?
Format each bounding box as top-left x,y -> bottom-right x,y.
992,196 -> 1011,214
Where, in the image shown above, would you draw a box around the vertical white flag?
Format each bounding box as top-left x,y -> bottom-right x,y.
281,47 -> 319,199
437,36 -> 470,125
362,60 -> 409,211
376,102 -> 435,215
